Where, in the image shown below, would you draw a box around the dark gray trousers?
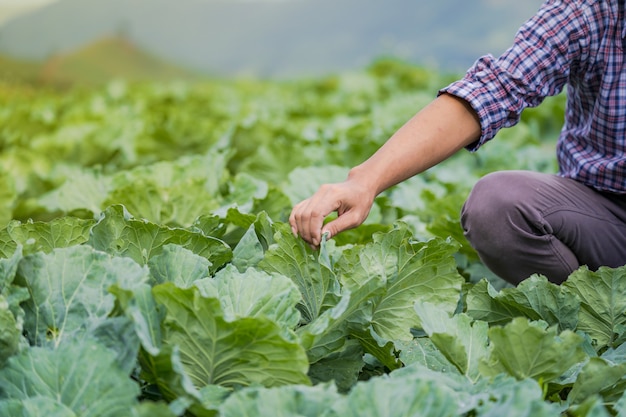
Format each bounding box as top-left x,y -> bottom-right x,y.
461,170 -> 626,285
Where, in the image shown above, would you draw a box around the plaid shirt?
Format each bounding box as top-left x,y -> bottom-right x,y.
440,0 -> 626,193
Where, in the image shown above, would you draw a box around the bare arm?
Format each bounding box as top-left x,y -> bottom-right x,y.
289,93 -> 481,247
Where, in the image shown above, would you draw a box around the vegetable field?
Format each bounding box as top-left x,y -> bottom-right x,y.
1,60 -> 625,417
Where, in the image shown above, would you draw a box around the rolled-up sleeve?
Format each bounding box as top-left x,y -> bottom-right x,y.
439,0 -> 589,151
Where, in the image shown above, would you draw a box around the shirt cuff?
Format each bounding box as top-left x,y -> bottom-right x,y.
438,54 -> 523,152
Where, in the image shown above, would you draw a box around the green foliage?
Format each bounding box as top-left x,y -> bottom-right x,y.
564,266 -> 626,350
3,65 -> 621,416
415,302 -> 489,382
152,283 -> 310,388
0,340 -> 141,416
466,275 -> 580,331
481,317 -> 587,383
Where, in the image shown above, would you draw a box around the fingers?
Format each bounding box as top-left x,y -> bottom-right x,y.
290,182 -> 373,248
290,194 -> 337,248
289,183 -> 340,247
321,209 -> 366,240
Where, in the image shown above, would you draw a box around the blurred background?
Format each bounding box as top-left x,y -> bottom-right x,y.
0,0 -> 545,86
0,0 -> 562,288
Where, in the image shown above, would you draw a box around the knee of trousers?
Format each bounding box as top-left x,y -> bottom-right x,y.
460,172 -> 531,257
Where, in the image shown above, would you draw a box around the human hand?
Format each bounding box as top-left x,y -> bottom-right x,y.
289,179 -> 375,248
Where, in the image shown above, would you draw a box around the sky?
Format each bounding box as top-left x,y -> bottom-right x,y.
0,0 -> 283,25
0,0 -> 545,78
0,0 -> 57,5
0,0 -> 58,25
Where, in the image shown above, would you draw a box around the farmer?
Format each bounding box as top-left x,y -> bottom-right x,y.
289,0 -> 626,285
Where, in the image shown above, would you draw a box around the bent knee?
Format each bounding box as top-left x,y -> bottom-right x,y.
461,171 -> 528,231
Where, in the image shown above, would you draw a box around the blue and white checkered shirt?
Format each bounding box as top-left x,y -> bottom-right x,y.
440,0 -> 626,194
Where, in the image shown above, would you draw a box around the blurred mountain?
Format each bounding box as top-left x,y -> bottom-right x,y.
0,53 -> 41,84
0,36 -> 200,86
38,36 -> 200,86
0,0 -> 545,79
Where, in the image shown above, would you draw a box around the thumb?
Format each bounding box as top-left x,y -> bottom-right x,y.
321,209 -> 368,239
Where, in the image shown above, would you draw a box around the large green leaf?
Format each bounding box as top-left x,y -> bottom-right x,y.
131,402 -> 178,417
0,247 -> 28,345
148,244 -> 211,287
219,383 -> 341,417
92,315 -> 141,375
103,177 -> 220,227
329,370 -> 459,417
231,222 -> 265,271
337,225 -> 464,341
109,153 -> 228,197
139,346 -> 228,417
473,376 -> 564,417
0,397 -> 77,417
190,213 -> 226,239
481,317 -> 587,383
250,211 -> 278,251
194,264 -> 301,330
0,296 -> 20,365
597,345 -> 626,405
258,222 -> 340,324
350,328 -> 401,371
564,266 -> 626,349
396,337 -> 458,374
414,301 -> 489,382
0,340 -> 140,417
296,231 -> 387,362
217,172 -> 269,214
249,185 -> 293,224
89,205 -> 232,273
139,345 -> 204,407
298,227 -> 463,364
297,278 -> 385,363
391,364 -> 562,416
390,364 -> 524,415
307,340 -> 364,392
568,357 -> 626,405
567,396 -> 612,417
16,244 -> 150,348
0,245 -> 21,293
466,275 -> 580,332
111,283 -> 164,356
0,217 -> 95,258
37,167 -> 112,216
152,283 -> 310,388
615,390 -> 626,417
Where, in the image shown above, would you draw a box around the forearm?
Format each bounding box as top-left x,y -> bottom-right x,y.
289,93 -> 482,247
348,93 -> 481,195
